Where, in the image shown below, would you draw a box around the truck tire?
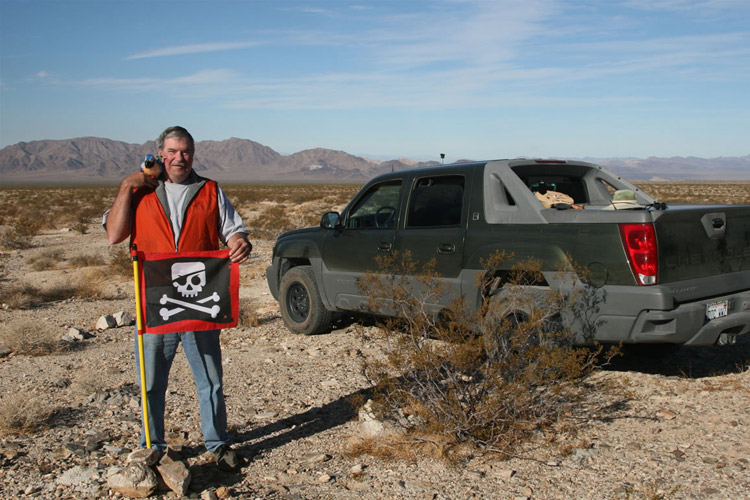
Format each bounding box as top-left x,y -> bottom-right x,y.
279,266 -> 333,335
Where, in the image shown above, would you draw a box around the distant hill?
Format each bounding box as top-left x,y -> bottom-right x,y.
0,137 -> 747,183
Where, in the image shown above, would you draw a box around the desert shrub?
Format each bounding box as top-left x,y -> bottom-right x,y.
0,318 -> 69,356
0,283 -> 39,309
0,273 -> 106,309
248,204 -> 295,239
72,216 -> 90,235
27,248 -> 64,271
67,253 -> 105,268
0,392 -> 57,435
0,216 -> 42,249
237,298 -> 260,327
109,244 -> 135,278
356,250 -> 617,458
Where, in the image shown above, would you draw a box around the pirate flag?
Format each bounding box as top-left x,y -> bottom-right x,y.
134,249 -> 239,333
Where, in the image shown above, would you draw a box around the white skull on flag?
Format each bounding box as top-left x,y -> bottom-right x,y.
171,262 -> 206,298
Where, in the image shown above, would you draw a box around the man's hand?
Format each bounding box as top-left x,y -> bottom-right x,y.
227,233 -> 252,263
123,170 -> 159,191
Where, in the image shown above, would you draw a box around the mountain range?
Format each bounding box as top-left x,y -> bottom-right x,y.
0,137 -> 748,184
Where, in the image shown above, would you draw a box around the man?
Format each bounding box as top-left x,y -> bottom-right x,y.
104,126 -> 251,472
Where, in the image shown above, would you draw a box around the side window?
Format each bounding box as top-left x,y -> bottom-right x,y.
345,180 -> 402,229
407,175 -> 465,228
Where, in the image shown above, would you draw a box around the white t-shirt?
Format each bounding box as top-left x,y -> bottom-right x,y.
163,181 -> 247,248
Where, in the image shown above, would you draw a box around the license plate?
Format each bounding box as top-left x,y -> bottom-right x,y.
706,300 -> 729,320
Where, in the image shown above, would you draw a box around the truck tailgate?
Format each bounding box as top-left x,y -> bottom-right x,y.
655,204 -> 750,285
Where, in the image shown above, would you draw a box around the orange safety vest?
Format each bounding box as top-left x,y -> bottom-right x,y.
130,179 -> 220,252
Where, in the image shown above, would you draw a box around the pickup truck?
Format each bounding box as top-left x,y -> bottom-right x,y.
266,159 -> 750,347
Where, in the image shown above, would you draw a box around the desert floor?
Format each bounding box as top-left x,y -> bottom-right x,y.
0,183 -> 749,499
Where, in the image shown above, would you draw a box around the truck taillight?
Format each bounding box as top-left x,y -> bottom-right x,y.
619,223 -> 658,286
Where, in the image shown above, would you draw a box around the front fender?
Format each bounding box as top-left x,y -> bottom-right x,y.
276,237 -> 323,260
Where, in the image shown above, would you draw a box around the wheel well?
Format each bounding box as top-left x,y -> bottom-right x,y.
280,257 -> 312,277
482,270 -> 549,301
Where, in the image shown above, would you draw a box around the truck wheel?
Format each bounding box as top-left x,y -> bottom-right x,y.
279,266 -> 333,335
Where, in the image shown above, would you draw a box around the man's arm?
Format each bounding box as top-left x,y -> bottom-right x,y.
105,172 -> 158,244
227,232 -> 251,263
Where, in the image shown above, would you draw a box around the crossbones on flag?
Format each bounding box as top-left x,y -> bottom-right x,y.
134,249 -> 239,333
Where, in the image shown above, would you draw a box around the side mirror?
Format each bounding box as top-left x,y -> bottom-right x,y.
320,211 -> 342,229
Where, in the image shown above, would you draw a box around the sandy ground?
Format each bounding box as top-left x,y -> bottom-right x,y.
0,223 -> 749,500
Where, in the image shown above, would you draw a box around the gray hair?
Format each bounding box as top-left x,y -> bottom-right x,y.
157,126 -> 195,152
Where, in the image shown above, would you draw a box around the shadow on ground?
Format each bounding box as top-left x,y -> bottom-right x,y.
601,335 -> 750,378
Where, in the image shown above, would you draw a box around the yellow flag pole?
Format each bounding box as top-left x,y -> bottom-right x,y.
131,245 -> 152,449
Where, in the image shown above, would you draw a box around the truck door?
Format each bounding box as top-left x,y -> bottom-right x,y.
394,174 -> 467,302
321,179 -> 403,310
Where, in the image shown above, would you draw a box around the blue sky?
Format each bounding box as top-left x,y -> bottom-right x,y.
1,0 -> 748,163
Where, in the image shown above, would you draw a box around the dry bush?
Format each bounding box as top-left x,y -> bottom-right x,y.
0,273 -> 106,309
27,248 -> 64,271
67,253 -> 105,268
0,216 -> 42,249
238,298 -> 261,327
0,318 -> 69,356
356,250 -> 617,458
0,392 -> 57,435
109,244 -> 135,278
248,204 -> 295,239
0,283 -> 39,309
72,216 -> 90,235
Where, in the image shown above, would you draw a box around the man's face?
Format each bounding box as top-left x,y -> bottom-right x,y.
159,136 -> 194,183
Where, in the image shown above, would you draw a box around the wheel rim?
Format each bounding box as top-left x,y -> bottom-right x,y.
286,282 -> 310,323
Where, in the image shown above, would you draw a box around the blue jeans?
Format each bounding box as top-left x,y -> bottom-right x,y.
134,330 -> 230,452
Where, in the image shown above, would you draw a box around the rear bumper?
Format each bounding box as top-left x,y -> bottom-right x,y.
593,286 -> 750,346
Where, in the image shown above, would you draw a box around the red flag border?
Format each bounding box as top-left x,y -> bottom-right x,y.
135,249 -> 239,334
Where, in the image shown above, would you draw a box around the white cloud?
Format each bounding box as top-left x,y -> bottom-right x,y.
125,41 -> 262,60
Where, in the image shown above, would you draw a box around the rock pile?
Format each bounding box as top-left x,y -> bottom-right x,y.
107,448 -> 190,497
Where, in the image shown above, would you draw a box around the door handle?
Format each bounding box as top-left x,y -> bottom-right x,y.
437,243 -> 456,254
378,242 -> 392,252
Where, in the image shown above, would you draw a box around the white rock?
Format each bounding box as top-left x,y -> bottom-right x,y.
56,465 -> 100,486
63,327 -> 86,341
114,310 -> 135,327
106,464 -> 158,498
358,399 -> 396,437
156,462 -> 191,496
96,315 -> 116,330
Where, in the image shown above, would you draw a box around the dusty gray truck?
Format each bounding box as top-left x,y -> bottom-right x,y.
266,159 -> 750,346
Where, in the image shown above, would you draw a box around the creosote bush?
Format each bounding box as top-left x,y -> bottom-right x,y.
0,273 -> 106,310
67,253 -> 105,268
27,248 -> 64,271
0,216 -> 42,250
109,244 -> 135,278
0,318 -> 69,357
238,298 -> 261,327
355,250 -> 618,459
0,393 -> 57,435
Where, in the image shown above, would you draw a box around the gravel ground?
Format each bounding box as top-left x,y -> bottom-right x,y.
1,224 -> 749,500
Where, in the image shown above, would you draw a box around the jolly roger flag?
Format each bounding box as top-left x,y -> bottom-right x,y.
135,249 -> 239,334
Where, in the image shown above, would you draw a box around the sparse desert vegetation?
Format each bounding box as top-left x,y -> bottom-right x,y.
635,181 -> 750,205
0,181 -> 748,499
